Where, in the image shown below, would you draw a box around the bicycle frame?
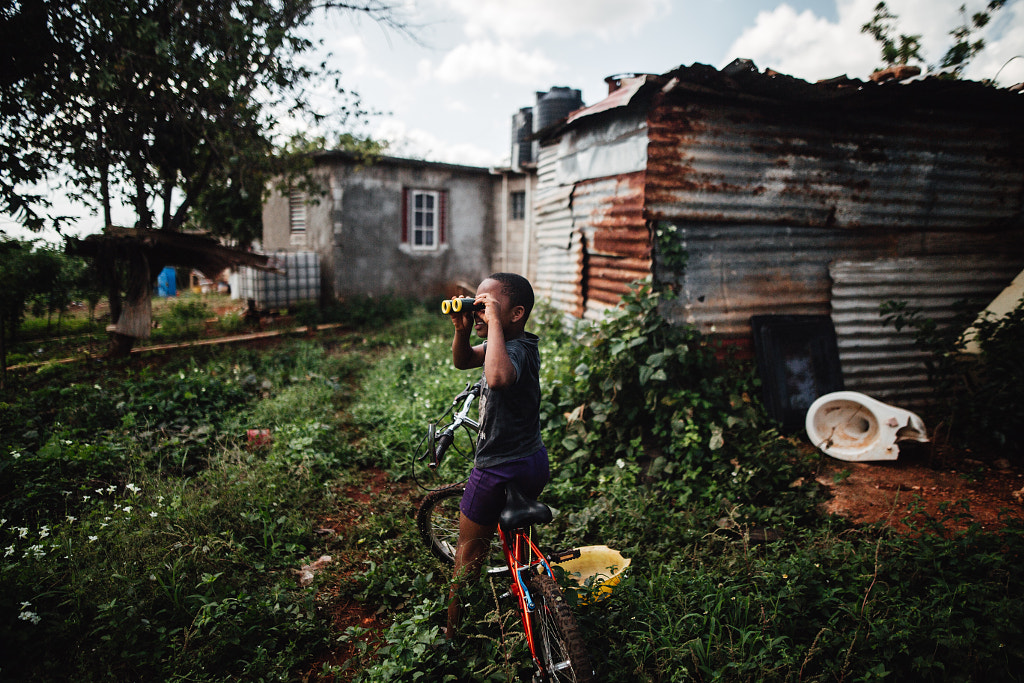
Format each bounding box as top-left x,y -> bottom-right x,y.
496,524 -> 556,673
417,382 -> 594,681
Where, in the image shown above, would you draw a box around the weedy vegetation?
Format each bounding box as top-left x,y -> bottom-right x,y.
2,285 -> 1022,682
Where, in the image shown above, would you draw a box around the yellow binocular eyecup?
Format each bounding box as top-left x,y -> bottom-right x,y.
441,297 -> 480,315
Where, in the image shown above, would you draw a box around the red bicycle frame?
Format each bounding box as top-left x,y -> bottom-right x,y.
496,523 -> 556,672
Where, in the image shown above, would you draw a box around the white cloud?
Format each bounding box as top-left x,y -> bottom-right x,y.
722,0 -> 1022,83
422,39 -> 558,84
965,0 -> 1024,85
441,0 -> 671,40
372,119 -> 504,167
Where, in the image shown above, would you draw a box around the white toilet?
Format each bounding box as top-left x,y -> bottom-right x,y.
805,391 -> 928,462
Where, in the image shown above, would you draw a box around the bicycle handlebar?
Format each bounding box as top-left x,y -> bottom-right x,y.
427,381 -> 482,469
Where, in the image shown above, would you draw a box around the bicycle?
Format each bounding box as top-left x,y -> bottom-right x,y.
414,381 -> 595,683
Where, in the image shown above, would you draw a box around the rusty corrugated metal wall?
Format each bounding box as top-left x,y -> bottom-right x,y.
645,94 -> 1023,231
572,173 -> 649,320
532,108 -> 650,318
531,64 -> 1024,400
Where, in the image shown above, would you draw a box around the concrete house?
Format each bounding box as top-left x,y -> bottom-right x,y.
262,151 -> 503,301
524,60 -> 1024,408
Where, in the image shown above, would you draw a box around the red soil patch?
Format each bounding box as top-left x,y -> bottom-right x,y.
813,443 -> 1024,532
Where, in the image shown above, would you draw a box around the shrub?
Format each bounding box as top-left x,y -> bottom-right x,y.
882,296 -> 1024,460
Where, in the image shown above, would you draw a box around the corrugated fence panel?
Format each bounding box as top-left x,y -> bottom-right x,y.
534,145 -> 583,315
830,257 -> 1022,406
645,100 -> 1024,231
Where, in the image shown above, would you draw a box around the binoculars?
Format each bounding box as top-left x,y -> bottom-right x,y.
440,297 -> 484,314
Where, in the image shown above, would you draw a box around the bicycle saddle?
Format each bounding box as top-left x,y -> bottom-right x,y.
499,484 -> 553,529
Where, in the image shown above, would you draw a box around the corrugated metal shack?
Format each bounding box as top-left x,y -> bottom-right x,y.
533,61 -> 1024,405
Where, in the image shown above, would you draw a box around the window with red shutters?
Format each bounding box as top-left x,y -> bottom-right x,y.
402,188 -> 447,251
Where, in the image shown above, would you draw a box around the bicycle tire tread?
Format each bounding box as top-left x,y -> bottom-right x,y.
526,573 -> 595,683
415,483 -> 464,565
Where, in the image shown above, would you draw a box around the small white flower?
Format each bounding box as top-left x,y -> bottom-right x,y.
65,516 -> 76,524
17,527 -> 28,538
19,610 -> 41,625
88,536 -> 98,543
122,506 -> 132,515
5,545 -> 14,557
615,458 -> 626,469
149,512 -> 158,518
126,483 -> 141,494
39,526 -> 50,539
106,486 -> 116,494
11,451 -> 20,460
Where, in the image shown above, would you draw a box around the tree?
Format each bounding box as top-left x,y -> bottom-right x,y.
861,1 -> 1008,78
0,3 -> 62,231
861,2 -> 924,67
940,1 -> 1009,78
7,0 -> 404,240
2,1 -> 407,352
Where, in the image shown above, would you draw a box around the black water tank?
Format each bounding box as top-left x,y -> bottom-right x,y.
511,106 -> 533,168
533,86 -> 583,132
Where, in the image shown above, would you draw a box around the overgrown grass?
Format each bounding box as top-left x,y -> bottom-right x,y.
342,282 -> 1024,682
3,287 -> 1023,682
0,299 -> 441,681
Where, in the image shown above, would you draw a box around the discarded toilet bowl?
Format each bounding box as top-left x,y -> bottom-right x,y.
805,391 -> 928,462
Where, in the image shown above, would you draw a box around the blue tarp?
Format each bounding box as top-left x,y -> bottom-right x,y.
157,267 -> 177,297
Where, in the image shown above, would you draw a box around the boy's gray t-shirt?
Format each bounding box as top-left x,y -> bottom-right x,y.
474,332 -> 543,468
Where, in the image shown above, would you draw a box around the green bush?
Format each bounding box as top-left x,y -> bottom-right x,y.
153,297 -> 212,341
883,296 -> 1024,459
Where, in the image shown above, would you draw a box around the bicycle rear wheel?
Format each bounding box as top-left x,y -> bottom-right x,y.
526,573 -> 595,683
416,483 -> 465,564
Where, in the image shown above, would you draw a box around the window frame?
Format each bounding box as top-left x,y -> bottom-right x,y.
402,188 -> 447,252
510,190 -> 526,221
288,187 -> 307,234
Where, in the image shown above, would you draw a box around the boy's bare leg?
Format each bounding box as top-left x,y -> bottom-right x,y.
447,512 -> 497,638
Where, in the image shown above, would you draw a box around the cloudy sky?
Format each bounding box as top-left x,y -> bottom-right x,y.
314,0 -> 1024,167
4,0 -> 1023,239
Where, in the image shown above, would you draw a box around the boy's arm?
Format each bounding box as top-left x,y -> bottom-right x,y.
478,294 -> 518,389
451,311 -> 485,369
482,322 -> 518,389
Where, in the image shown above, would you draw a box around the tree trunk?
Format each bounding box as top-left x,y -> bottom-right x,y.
106,249 -> 152,357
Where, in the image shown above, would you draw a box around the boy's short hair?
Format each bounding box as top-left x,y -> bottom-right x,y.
488,272 -> 535,320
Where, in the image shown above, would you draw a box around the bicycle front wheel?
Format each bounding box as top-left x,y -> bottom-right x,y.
416,483 -> 465,564
526,573 -> 595,683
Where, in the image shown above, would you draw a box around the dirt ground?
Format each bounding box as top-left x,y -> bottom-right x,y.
812,442 -> 1024,532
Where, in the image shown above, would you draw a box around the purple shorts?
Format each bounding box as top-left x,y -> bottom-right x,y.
460,447 -> 549,526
